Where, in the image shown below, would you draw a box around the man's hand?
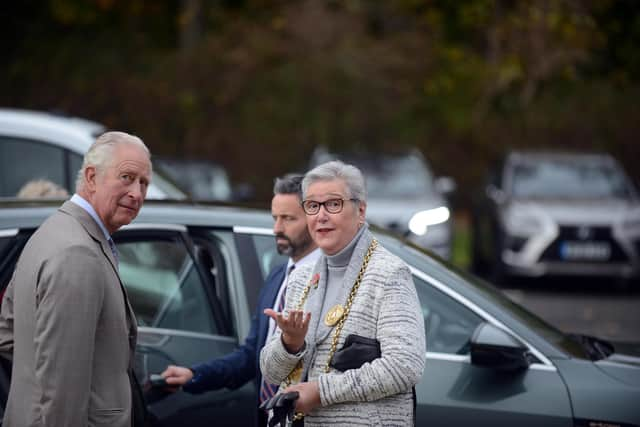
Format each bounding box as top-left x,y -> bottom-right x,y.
284,381 -> 321,415
160,365 -> 193,389
264,308 -> 311,353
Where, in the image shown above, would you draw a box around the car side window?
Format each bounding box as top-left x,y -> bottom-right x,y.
252,235 -> 287,280
116,236 -> 218,335
413,275 -> 484,355
0,137 -> 66,197
68,152 -> 83,189
235,232 -> 287,315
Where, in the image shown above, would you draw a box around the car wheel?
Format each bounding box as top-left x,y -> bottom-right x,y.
613,277 -> 632,293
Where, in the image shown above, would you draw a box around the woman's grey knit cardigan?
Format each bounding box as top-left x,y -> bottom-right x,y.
260,229 -> 426,426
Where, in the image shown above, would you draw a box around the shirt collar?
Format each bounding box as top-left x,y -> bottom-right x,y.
288,247 -> 322,271
70,194 -> 112,241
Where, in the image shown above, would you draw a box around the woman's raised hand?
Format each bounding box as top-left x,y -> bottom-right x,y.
264,308 -> 311,353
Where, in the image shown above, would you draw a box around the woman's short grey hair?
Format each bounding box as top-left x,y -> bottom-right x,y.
75,131 -> 150,192
302,160 -> 366,202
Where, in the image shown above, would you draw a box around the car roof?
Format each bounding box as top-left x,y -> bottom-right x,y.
0,108 -> 104,152
0,108 -> 188,200
310,145 -> 429,168
506,150 -> 617,165
0,200 -> 275,231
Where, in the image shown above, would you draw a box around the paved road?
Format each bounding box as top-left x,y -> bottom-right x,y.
502,278 -> 640,343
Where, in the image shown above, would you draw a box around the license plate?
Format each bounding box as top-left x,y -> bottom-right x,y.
559,241 -> 611,261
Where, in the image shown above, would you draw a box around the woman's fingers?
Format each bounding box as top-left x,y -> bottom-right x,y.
265,308 -> 309,331
303,311 -> 311,327
263,308 -> 278,321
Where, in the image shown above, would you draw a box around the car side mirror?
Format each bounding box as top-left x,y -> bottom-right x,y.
470,322 -> 531,372
435,176 -> 456,195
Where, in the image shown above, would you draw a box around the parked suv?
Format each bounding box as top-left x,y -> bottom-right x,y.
310,147 -> 456,259
471,150 -> 640,286
1,200 -> 639,426
0,108 -> 185,199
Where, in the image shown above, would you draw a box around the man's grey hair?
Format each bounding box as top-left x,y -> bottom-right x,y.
302,160 -> 366,202
273,174 -> 304,200
75,131 -> 150,192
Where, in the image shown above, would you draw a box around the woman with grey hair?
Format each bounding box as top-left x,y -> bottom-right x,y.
260,160 -> 426,426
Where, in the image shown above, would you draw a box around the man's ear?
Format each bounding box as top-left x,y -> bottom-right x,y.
84,166 -> 98,192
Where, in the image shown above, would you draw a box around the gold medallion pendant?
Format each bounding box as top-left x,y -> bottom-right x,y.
324,304 -> 345,326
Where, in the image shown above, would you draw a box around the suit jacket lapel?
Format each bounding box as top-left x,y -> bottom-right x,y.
59,200 -> 138,361
313,231 -> 374,345
60,201 -> 120,273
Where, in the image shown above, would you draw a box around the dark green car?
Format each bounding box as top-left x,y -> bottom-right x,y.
0,200 -> 638,426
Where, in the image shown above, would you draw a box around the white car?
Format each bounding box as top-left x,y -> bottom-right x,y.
472,150 -> 640,287
310,147 -> 456,259
0,108 -> 185,199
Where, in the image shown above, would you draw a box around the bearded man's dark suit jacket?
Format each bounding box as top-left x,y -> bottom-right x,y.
183,262 -> 287,426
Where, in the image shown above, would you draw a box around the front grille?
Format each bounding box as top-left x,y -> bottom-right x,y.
539,225 -> 629,263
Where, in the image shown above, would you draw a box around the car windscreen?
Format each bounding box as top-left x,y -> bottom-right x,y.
155,160 -> 232,201
510,159 -> 631,200
343,154 -> 434,198
147,170 -> 188,200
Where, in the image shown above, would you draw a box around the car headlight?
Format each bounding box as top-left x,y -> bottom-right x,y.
408,207 -> 450,236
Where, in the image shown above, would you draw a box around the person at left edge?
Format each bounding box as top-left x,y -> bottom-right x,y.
0,131 -> 151,427
161,173 -> 321,426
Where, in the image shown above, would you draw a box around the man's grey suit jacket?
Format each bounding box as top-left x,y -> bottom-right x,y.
0,201 -> 138,427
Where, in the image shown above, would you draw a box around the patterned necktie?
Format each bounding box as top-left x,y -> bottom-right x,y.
260,264 -> 295,404
107,238 -> 119,267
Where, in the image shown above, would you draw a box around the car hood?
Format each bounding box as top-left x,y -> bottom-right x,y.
512,198 -> 637,224
365,196 -> 447,230
595,341 -> 640,387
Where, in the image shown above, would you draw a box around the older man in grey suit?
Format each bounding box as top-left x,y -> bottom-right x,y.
0,131 -> 152,427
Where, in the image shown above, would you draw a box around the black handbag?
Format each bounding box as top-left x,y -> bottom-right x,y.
329,334 -> 416,426
329,334 -> 381,372
259,391 -> 300,427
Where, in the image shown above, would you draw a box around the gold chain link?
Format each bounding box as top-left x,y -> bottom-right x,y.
324,238 -> 377,373
285,239 -> 378,422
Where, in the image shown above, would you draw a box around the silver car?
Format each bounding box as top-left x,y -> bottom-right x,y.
310,147 -> 456,259
472,150 -> 640,287
0,108 -> 185,200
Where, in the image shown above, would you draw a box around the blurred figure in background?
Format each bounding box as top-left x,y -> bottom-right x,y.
16,178 -> 69,198
260,160 -> 425,426
161,173 -> 321,426
0,131 -> 151,427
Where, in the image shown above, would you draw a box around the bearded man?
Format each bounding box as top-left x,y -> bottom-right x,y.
160,174 -> 320,427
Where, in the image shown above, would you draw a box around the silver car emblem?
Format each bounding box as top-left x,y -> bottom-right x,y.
576,226 -> 593,240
